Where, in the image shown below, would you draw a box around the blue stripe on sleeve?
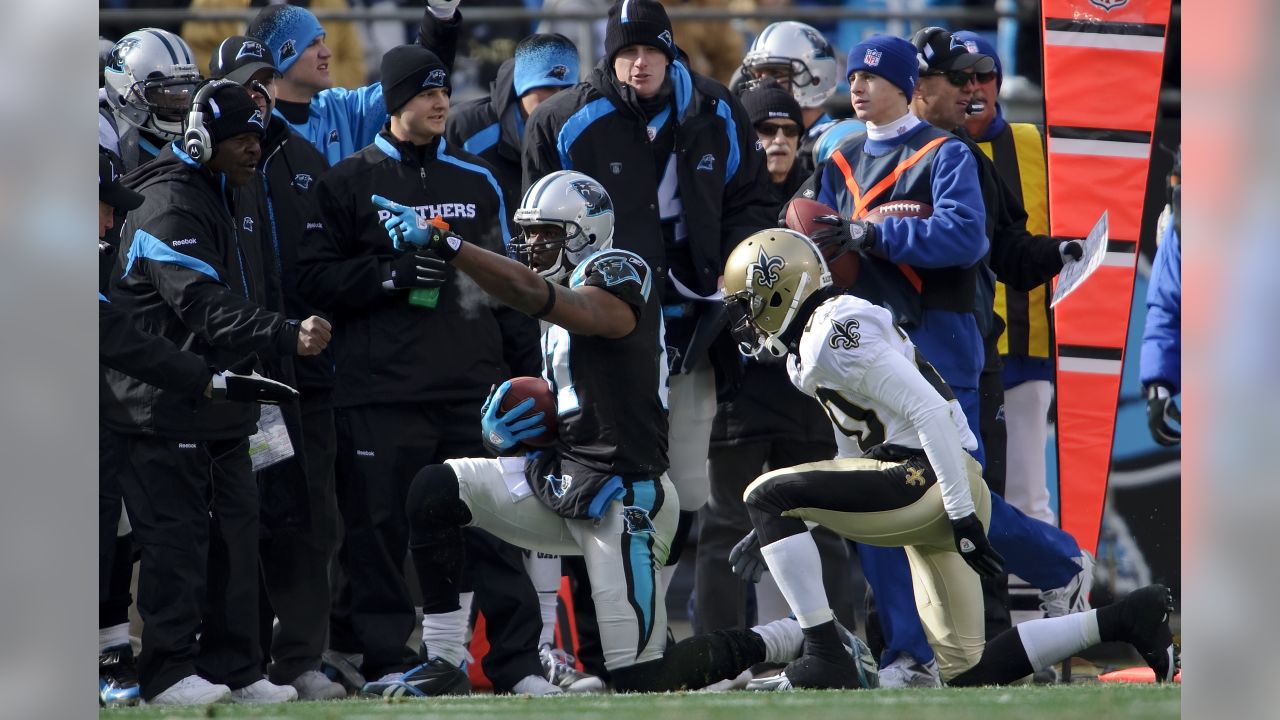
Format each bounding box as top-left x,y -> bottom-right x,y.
463,123 -> 501,156
437,139 -> 512,246
714,98 -> 741,184
557,98 -> 615,171
98,292 -> 110,303
122,229 -> 223,283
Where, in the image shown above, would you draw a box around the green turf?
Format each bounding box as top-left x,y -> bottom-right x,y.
105,684 -> 1180,720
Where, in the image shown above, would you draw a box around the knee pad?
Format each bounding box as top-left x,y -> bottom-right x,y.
407,464 -> 472,539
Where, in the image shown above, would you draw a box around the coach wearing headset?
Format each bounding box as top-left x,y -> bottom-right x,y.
103,81 -> 331,707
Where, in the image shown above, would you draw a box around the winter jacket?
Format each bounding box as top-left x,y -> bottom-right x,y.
445,57 -> 524,220
1140,224 -> 1180,392
103,143 -> 299,439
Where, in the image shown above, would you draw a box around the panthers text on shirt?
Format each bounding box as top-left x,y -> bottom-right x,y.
376,203 -> 478,226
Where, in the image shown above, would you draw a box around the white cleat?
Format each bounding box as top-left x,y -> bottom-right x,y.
230,678 -> 299,704
540,644 -> 606,693
145,675 -> 231,706
878,652 -> 942,689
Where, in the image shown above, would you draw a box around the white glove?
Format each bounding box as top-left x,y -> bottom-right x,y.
209,356 -> 299,405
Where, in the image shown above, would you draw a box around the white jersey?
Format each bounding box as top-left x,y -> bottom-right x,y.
787,294 -> 979,519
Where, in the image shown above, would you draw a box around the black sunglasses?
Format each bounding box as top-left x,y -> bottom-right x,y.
755,122 -> 801,138
923,70 -> 983,88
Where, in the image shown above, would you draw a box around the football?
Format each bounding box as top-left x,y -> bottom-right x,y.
498,376 -> 559,448
865,200 -> 934,222
783,197 -> 860,290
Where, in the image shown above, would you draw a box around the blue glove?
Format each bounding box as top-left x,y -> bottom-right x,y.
480,380 -> 548,453
370,194 -> 464,259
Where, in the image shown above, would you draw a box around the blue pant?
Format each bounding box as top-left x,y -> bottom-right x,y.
861,492 -> 1082,666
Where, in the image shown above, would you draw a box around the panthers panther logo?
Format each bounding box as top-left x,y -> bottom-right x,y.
621,506 -> 655,535
568,179 -> 612,216
749,247 -> 785,289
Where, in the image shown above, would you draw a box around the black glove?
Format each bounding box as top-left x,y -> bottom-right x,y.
728,529 -> 766,583
210,355 -> 299,405
1145,383 -> 1181,446
390,251 -> 449,289
950,513 -> 1004,578
1059,240 -> 1083,263
810,214 -> 876,257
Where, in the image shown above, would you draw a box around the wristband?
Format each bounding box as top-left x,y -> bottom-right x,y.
530,278 -> 558,319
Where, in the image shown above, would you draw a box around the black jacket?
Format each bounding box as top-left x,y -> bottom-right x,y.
445,57 -> 523,220
259,115 -> 336,397
523,59 -> 773,298
99,293 -> 211,396
297,130 -> 540,407
103,143 -> 299,439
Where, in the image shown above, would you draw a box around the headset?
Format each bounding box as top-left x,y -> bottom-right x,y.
183,79 -> 238,163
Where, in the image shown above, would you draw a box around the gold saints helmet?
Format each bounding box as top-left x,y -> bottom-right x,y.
722,228 -> 831,357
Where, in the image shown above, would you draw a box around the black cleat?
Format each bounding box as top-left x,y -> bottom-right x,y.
782,651 -> 862,690
99,644 -> 141,707
359,658 -> 471,698
1119,584 -> 1179,682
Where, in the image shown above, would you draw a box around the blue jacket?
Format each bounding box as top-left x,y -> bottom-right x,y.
1140,223 -> 1181,392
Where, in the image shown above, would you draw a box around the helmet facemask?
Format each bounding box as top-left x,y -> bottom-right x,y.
722,228 -> 831,358
509,218 -> 590,285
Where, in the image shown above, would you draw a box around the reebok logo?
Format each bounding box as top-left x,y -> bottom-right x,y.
172,238 -> 197,247
356,450 -> 375,457
306,222 -> 324,230
178,442 -> 198,449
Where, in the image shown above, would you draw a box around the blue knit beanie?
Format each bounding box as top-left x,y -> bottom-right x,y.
845,35 -> 919,99
953,31 -> 1002,88
248,5 -> 326,76
513,34 -> 580,97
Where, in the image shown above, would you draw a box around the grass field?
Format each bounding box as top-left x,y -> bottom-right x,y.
106,684 -> 1180,720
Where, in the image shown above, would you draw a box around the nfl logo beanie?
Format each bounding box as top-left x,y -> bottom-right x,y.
845,34 -> 919,98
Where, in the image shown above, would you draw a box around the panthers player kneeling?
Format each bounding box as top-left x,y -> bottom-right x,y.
364,172 -> 827,695
723,229 -> 1178,688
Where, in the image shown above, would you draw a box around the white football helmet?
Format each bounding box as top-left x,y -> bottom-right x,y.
103,29 -> 201,141
743,22 -> 839,109
722,228 -> 832,358
511,171 -> 615,284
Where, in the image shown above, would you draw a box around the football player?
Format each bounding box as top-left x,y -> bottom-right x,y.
362,172 -> 870,695
722,229 -> 1178,688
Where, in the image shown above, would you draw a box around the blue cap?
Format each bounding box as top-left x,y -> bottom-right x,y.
248,5 -> 326,76
845,34 -> 920,99
513,34 -> 579,97
952,31 -> 1002,87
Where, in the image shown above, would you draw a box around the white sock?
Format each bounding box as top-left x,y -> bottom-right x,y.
422,592 -> 474,667
1015,609 -> 1102,671
523,553 -> 562,648
760,532 -> 833,628
751,616 -> 804,664
99,623 -> 130,653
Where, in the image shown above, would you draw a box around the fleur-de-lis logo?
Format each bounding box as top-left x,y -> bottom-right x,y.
905,467 -> 926,487
828,318 -> 861,350
750,247 -> 785,289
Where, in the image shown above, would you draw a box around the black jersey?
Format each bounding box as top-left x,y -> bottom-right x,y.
528,249 -> 669,519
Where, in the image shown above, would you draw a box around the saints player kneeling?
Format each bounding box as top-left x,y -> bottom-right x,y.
723,229 -> 1178,688
364,172 -> 838,695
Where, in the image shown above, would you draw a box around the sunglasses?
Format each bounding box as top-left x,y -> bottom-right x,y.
755,122 -> 801,138
923,70 -> 995,87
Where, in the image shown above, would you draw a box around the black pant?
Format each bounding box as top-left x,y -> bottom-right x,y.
116,434 -> 261,700
328,401 -> 541,686
695,438 -> 856,633
259,401 -> 340,683
978,361 -> 1012,638
99,426 -> 132,629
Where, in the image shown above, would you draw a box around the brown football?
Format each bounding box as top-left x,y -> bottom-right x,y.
783,197 -> 860,289
498,376 -> 559,448
865,200 -> 934,222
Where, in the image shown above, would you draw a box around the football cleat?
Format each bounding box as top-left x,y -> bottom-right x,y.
878,652 -> 942,688
144,675 -> 231,706
320,650 -> 366,693
540,644 -> 606,693
289,669 -> 347,700
748,622 -> 878,691
1118,584 -> 1180,682
99,643 -> 141,707
1040,550 -> 1095,618
359,658 -> 471,698
229,678 -> 298,704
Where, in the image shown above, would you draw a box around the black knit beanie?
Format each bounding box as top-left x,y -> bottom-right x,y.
202,82 -> 267,144
739,80 -> 804,129
381,45 -> 450,114
604,0 -> 676,63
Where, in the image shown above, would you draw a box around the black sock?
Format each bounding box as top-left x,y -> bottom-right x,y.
1096,601 -> 1123,643
611,630 -> 766,692
407,465 -> 472,614
948,627 -> 1034,687
801,621 -> 846,661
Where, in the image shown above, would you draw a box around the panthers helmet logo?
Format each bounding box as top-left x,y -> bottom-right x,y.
108,38 -> 140,72
749,247 -> 785,289
568,179 -> 611,216
621,506 -> 656,535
